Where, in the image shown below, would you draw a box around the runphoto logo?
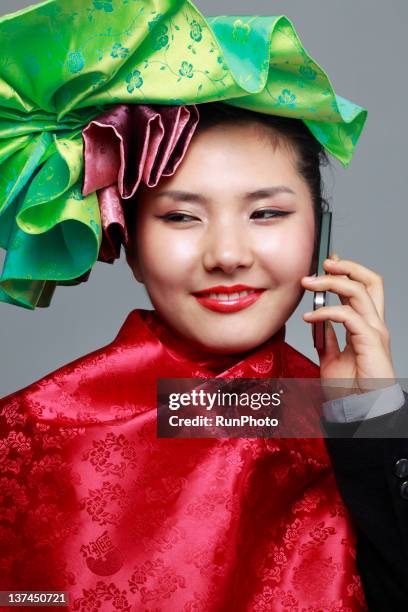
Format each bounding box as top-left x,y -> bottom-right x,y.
168,414 -> 280,428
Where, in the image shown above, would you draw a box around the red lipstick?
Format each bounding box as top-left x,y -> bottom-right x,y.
192,284 -> 266,313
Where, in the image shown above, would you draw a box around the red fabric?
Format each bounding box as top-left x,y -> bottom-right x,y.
81,104 -> 200,263
0,309 -> 367,611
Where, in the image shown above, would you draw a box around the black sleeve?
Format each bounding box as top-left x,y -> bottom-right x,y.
321,391 -> 408,612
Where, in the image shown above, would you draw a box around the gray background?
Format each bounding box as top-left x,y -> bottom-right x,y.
0,0 -> 406,396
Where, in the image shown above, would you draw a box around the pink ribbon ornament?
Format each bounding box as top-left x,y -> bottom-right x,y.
82,104 -> 200,262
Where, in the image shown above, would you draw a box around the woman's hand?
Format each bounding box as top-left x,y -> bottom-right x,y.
301,253 -> 396,399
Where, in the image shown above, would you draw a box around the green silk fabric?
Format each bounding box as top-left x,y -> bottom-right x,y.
0,0 -> 367,309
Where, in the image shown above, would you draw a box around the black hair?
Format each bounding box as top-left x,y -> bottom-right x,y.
125,102 -> 330,270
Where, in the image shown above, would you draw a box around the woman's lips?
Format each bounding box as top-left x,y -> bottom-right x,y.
193,289 -> 266,313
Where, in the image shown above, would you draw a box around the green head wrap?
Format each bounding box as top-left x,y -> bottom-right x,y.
0,0 -> 367,309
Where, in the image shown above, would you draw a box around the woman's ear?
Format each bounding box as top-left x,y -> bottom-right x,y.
125,240 -> 144,284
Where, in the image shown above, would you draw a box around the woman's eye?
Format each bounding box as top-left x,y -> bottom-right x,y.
159,213 -> 199,223
158,209 -> 291,223
251,209 -> 291,220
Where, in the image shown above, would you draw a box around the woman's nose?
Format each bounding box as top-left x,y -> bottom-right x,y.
202,222 -> 254,274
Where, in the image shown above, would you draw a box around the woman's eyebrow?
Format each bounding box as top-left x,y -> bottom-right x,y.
244,186 -> 296,200
155,190 -> 207,203
155,186 -> 296,203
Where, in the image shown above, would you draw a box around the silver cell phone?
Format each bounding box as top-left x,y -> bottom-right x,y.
313,211 -> 332,352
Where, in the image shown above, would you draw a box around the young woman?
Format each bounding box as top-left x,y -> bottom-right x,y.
1,99 -> 407,612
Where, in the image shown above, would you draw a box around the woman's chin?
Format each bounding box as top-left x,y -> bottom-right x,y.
153,303 -> 283,354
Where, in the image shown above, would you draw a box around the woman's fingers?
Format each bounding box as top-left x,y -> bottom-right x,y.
301,273 -> 386,335
323,320 -> 341,359
323,257 -> 385,322
303,254 -> 396,383
326,252 -> 350,308
303,304 -> 385,345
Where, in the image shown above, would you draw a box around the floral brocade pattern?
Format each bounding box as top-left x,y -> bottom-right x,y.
0,0 -> 367,310
0,309 -> 367,611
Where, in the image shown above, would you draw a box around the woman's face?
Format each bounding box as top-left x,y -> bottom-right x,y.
126,123 -> 316,354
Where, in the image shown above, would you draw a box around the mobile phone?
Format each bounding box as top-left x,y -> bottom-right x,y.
312,210 -> 332,351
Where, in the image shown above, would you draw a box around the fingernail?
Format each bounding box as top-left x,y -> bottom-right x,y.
330,252 -> 340,261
